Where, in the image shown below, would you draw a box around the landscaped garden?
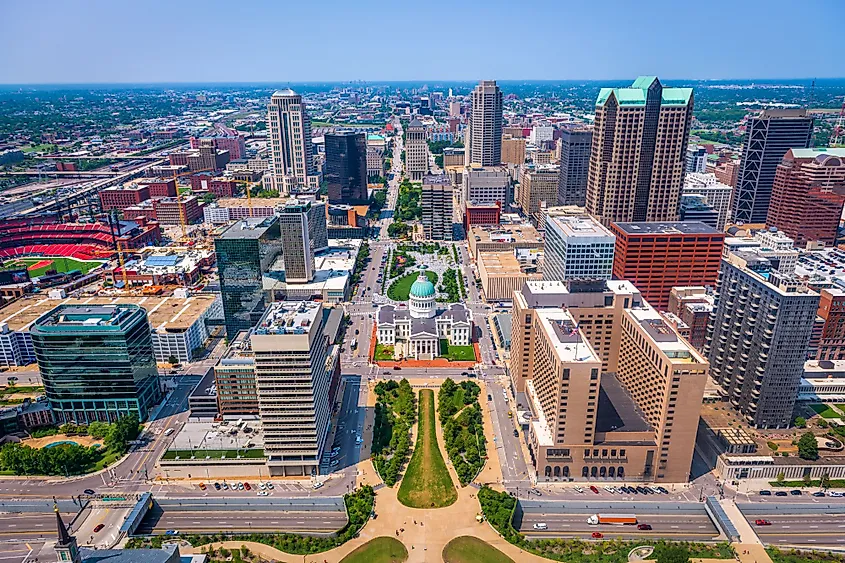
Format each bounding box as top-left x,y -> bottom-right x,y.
767,548 -> 845,563
372,379 -> 416,486
374,343 -> 395,361
387,270 -> 438,301
439,340 -> 477,362
442,536 -> 513,563
340,537 -> 408,563
0,385 -> 43,407
439,268 -> 464,302
439,379 -> 487,485
477,486 -> 734,563
397,389 -> 457,508
809,404 -> 841,419
127,485 -> 375,556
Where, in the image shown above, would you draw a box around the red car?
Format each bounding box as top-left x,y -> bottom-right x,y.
244,482 -> 251,491
94,524 -> 105,533
637,524 -> 652,530
755,519 -> 771,526
589,485 -> 599,494
591,532 -> 604,539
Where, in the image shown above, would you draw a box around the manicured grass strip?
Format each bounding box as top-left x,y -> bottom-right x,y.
340,537 -> 408,563
439,340 -> 476,361
374,343 -> 394,361
767,547 -> 845,563
387,270 -> 438,301
397,389 -> 457,508
442,536 -> 514,563
810,404 -> 841,419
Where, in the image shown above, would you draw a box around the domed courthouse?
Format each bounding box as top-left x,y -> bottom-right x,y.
377,272 -> 472,360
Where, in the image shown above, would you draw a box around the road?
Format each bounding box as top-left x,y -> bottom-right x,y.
0,512 -> 77,540
520,513 -> 718,541
136,510 -> 347,534
740,502 -> 845,546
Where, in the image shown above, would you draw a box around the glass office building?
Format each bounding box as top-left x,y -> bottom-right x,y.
31,304 -> 162,423
214,216 -> 282,339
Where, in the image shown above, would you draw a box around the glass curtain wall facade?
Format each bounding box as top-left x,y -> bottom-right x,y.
31,304 -> 161,423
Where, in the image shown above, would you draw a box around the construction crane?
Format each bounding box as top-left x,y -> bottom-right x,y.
116,239 -> 129,290
168,167 -> 215,242
831,98 -> 845,147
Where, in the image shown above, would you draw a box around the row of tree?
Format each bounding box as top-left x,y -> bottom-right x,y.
372,379 -> 416,486
439,379 -> 486,485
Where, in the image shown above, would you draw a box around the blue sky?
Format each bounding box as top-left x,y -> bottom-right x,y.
1,0 -> 842,84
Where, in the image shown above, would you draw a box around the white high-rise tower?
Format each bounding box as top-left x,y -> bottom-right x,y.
267,89 -> 319,194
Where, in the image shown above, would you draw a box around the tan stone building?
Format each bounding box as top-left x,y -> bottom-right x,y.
518,164 -> 560,226
586,76 -> 693,226
467,223 -> 543,260
477,251 -> 541,301
511,279 -> 707,483
502,135 -> 526,166
405,118 -> 429,181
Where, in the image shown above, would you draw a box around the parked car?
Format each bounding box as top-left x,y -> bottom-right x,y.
313,482 -> 324,490
775,491 -> 788,497
487,394 -> 492,401
657,486 -> 669,494
213,482 -> 221,490
165,530 -> 179,536
813,491 -> 826,497
637,524 -> 652,530
199,483 -> 206,490
393,366 -> 401,370
94,524 -> 105,533
758,490 -> 772,496
84,489 -> 95,495
790,489 -> 802,496
589,486 -> 599,494
531,488 -> 542,496
513,429 -> 519,437
828,491 -> 844,497
755,519 -> 772,526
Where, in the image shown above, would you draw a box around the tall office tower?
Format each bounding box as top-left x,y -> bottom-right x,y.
543,215 -> 615,282
586,76 -> 694,225
732,109 -> 814,224
449,101 -> 462,117
518,164 -> 560,226
611,222 -> 724,310
512,280 -> 707,482
466,80 -> 503,166
558,128 -> 593,206
529,125 -> 554,147
306,200 -> 329,251
685,145 -> 707,173
267,89 -> 319,194
31,304 -> 162,423
215,216 -> 282,339
278,201 -> 315,283
815,289 -> 845,361
251,301 -> 330,476
767,148 -> 845,248
462,165 -> 509,206
405,119 -> 429,181
501,135 -> 526,166
682,173 -> 733,231
325,131 -> 369,205
704,251 -> 820,428
421,174 -> 454,241
679,195 -> 719,229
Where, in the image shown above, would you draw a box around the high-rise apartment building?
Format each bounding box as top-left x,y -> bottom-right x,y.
586,76 -> 694,225
685,145 -> 707,174
278,201 -> 315,283
543,215 -> 615,282
766,148 -> 845,248
251,301 -> 331,476
502,135 -> 526,166
325,131 -> 369,205
214,331 -> 258,417
466,80 -> 503,166
421,175 -> 454,241
557,128 -> 593,206
31,304 -> 162,423
704,251 -> 820,428
307,200 -> 329,252
732,109 -> 814,224
511,280 -> 707,482
405,119 -> 429,181
267,89 -> 319,194
462,165 -> 509,206
215,216 -> 282,339
682,173 -> 733,231
519,164 -> 560,226
611,222 -> 724,310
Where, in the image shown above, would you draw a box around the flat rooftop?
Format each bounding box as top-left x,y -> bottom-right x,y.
470,223 -> 542,244
216,197 -> 286,209
0,294 -> 219,333
595,374 -> 652,434
253,301 -> 322,336
217,216 -> 277,239
547,215 -> 615,240
627,307 -> 700,360
536,309 -> 599,364
478,251 -> 532,275
613,221 -> 721,236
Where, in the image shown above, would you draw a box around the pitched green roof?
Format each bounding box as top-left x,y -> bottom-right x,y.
596,77 -> 693,108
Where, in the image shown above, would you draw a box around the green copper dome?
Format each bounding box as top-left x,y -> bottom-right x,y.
410,273 -> 436,299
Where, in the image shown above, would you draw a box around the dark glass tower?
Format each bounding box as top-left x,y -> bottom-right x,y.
214,216 -> 282,339
325,131 -> 369,205
31,304 -> 162,423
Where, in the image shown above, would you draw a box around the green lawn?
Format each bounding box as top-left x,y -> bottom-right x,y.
22,143 -> 56,153
161,449 -> 265,460
442,537 -> 514,563
810,404 -> 842,419
340,537 -> 408,563
374,343 -> 395,361
387,270 -> 438,301
1,256 -> 104,277
439,340 -> 476,361
767,547 -> 845,563
397,389 -> 457,508
836,405 -> 845,416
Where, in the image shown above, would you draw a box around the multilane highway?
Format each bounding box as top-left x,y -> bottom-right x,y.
136,510 -> 348,534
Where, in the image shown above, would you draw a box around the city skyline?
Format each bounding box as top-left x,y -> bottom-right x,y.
1,0 -> 843,84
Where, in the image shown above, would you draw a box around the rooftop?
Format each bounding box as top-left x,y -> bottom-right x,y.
478,251 -> 540,276
217,216 -> 278,240
627,307 -> 700,360
613,221 -> 722,236
547,215 -> 615,240
470,223 -> 542,245
253,301 -> 322,336
34,304 -> 142,330
596,77 -> 693,108
536,309 -> 599,364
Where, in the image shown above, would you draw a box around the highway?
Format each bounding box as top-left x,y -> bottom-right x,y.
136,510 -> 347,534
0,512 -> 77,540
520,513 -> 718,541
740,502 -> 845,546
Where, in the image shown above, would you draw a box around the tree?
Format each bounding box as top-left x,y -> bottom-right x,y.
803,472 -> 813,486
654,544 -> 691,563
794,416 -> 807,428
168,355 -> 179,365
797,431 -> 819,461
776,471 -> 785,484
821,472 -> 831,489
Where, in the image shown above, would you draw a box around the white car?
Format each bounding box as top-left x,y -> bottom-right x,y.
265,482 -> 274,489
604,486 -> 615,493
574,486 -> 584,493
532,523 -> 548,530
259,483 -> 266,490
829,491 -> 844,497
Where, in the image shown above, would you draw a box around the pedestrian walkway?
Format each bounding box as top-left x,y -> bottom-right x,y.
719,499 -> 763,545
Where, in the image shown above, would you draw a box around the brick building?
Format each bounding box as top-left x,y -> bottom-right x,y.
99,185 -> 150,211
611,222 -> 724,310
816,288 -> 845,361
190,174 -> 239,198
137,178 -> 177,198
191,136 -> 246,160
464,202 -> 501,230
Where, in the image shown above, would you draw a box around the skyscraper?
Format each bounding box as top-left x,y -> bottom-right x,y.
405,119 -> 429,181
215,216 -> 282,339
31,304 -> 162,423
325,131 -> 369,205
518,164 -> 560,226
557,128 -> 593,206
543,214 -> 615,282
421,174 -> 454,241
278,201 -> 315,283
586,76 -> 694,225
704,250 -> 819,428
466,80 -> 503,166
267,89 -> 319,194
732,109 -> 814,224
766,148 -> 845,248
